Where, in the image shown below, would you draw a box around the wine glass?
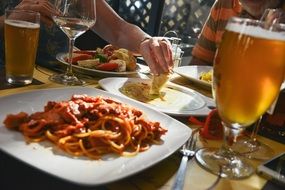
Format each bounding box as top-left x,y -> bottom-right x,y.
231,8 -> 285,160
49,0 -> 96,85
195,17 -> 285,179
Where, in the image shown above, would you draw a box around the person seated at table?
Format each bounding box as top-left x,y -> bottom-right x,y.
0,0 -> 173,75
0,0 -> 69,72
190,0 -> 285,66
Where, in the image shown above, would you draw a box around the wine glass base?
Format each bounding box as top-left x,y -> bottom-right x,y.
49,73 -> 85,86
195,148 -> 254,179
232,136 -> 275,160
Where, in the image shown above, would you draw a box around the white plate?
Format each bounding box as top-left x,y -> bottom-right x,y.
173,66 -> 212,89
0,87 -> 191,186
99,77 -> 215,116
56,52 -> 140,77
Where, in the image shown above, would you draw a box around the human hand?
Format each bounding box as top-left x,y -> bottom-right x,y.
140,37 -> 173,75
261,8 -> 285,27
15,0 -> 58,27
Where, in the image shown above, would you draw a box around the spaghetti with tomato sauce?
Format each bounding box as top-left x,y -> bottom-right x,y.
3,95 -> 167,159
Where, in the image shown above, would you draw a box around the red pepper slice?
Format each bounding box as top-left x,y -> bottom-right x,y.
189,109 -> 223,140
73,50 -> 96,56
96,63 -> 118,71
64,53 -> 93,64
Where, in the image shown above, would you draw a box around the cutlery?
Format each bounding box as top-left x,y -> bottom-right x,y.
172,130 -> 198,190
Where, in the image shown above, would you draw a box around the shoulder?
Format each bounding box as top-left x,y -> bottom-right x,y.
210,0 -> 241,14
210,0 -> 242,14
213,0 -> 236,8
209,0 -> 240,21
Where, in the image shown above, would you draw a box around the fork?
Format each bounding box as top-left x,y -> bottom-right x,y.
172,131 -> 198,190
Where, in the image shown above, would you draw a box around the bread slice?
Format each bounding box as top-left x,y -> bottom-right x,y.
149,73 -> 170,95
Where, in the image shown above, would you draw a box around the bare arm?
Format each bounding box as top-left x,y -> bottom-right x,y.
92,0 -> 146,53
92,0 -> 173,74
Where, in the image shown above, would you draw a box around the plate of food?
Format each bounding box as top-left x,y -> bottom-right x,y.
0,87 -> 191,185
56,44 -> 142,77
173,65 -> 213,89
99,77 -> 215,116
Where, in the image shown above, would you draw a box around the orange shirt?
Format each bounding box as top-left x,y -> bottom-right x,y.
192,0 -> 242,65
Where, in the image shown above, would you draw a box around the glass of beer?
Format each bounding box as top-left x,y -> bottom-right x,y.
230,9 -> 285,161
195,17 -> 285,179
4,9 -> 40,85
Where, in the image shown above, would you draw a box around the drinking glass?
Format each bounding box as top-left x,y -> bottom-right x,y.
232,8 -> 285,160
49,0 -> 96,85
5,9 -> 40,85
163,31 -> 184,68
195,17 -> 285,179
231,116 -> 274,160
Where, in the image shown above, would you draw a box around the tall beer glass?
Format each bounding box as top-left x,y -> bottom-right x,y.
231,9 -> 285,161
5,9 -> 40,85
195,17 -> 285,179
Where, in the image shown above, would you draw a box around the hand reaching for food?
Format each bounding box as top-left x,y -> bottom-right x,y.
139,37 -> 173,75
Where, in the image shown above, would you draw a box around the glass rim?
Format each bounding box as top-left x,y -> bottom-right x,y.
5,9 -> 41,24
5,8 -> 41,17
228,16 -> 285,30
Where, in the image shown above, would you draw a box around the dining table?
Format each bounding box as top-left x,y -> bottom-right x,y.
0,62 -> 284,190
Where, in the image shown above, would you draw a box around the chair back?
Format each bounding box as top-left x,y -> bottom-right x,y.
109,0 -> 165,36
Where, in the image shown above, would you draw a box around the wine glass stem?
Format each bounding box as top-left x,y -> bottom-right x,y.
222,122 -> 245,151
66,37 -> 76,77
250,116 -> 262,142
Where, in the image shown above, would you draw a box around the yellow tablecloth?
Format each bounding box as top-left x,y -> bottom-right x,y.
0,65 -> 284,190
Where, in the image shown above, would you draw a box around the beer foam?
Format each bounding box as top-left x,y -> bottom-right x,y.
5,19 -> 40,29
226,22 -> 285,41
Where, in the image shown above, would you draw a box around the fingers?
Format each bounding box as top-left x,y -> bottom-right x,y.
140,45 -> 158,74
150,39 -> 169,72
140,37 -> 174,75
40,15 -> 54,27
160,40 -> 173,68
16,0 -> 57,25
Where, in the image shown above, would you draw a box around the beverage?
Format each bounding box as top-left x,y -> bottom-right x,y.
196,17 -> 285,180
213,22 -> 285,126
5,10 -> 40,85
53,16 -> 95,38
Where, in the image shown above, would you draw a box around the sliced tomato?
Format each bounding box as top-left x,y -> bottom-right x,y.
96,62 -> 119,71
64,53 -> 93,64
73,50 -> 96,56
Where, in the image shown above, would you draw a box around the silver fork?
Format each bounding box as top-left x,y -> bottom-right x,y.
172,130 -> 198,190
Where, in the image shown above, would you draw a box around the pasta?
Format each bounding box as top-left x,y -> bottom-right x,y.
3,95 -> 167,159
